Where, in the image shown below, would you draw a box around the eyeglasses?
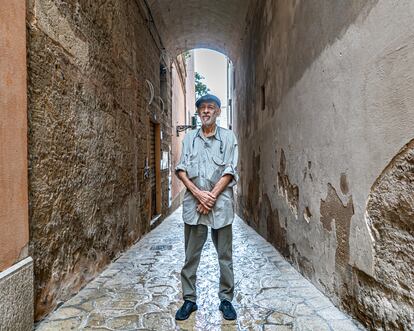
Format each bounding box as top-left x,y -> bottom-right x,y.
197,104 -> 217,111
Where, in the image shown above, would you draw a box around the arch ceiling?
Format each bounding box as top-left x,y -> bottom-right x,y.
146,0 -> 252,61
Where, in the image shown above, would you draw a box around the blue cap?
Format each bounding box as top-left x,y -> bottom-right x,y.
196,94 -> 221,109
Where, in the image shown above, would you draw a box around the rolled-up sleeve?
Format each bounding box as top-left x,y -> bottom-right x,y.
222,133 -> 239,187
175,136 -> 189,176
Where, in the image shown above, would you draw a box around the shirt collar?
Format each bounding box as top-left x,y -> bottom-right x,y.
197,125 -> 222,142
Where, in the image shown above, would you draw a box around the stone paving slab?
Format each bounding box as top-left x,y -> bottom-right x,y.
36,207 -> 365,331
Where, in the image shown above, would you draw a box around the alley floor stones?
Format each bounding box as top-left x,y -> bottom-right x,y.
35,207 -> 365,331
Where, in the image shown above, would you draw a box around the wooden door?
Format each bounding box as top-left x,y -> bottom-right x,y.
149,120 -> 161,220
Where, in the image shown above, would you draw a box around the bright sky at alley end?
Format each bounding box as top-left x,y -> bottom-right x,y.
194,48 -> 228,109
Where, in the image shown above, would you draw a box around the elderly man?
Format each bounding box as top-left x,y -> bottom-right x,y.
174,94 -> 239,321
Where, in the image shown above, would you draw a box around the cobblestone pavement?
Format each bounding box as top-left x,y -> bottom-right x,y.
36,207 -> 365,331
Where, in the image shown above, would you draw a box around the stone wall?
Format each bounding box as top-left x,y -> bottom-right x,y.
234,0 -> 414,329
27,0 -> 172,320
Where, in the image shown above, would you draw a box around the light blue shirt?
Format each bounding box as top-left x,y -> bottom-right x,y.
175,126 -> 239,229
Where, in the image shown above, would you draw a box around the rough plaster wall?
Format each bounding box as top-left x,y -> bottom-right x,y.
360,139 -> 414,329
0,258 -> 34,331
235,0 -> 414,328
27,0 -> 171,320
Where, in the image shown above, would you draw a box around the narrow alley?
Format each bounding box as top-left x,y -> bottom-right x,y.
1,1 -> 413,330
36,208 -> 363,331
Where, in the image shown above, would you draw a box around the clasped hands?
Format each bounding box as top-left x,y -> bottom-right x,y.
194,189 -> 217,215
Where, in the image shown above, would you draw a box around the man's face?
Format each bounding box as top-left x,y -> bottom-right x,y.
197,101 -> 221,127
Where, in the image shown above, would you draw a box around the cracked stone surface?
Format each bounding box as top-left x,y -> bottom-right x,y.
35,207 -> 364,330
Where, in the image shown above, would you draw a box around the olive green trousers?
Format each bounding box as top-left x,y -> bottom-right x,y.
181,223 -> 234,303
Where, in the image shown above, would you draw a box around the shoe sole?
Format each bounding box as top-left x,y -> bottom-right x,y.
175,306 -> 198,321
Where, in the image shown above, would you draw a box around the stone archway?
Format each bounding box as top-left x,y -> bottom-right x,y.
146,0 -> 251,61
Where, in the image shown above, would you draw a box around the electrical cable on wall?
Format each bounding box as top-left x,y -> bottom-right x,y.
145,79 -> 154,105
158,96 -> 165,112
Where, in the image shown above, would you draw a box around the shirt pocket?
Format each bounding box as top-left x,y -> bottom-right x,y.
209,155 -> 226,184
189,150 -> 198,161
187,163 -> 198,179
186,151 -> 199,179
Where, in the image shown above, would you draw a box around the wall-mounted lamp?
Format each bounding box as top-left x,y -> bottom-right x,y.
176,115 -> 197,136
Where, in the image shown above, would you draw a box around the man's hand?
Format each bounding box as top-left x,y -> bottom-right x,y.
197,203 -> 210,215
176,170 -> 234,215
194,190 -> 217,210
176,171 -> 215,209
